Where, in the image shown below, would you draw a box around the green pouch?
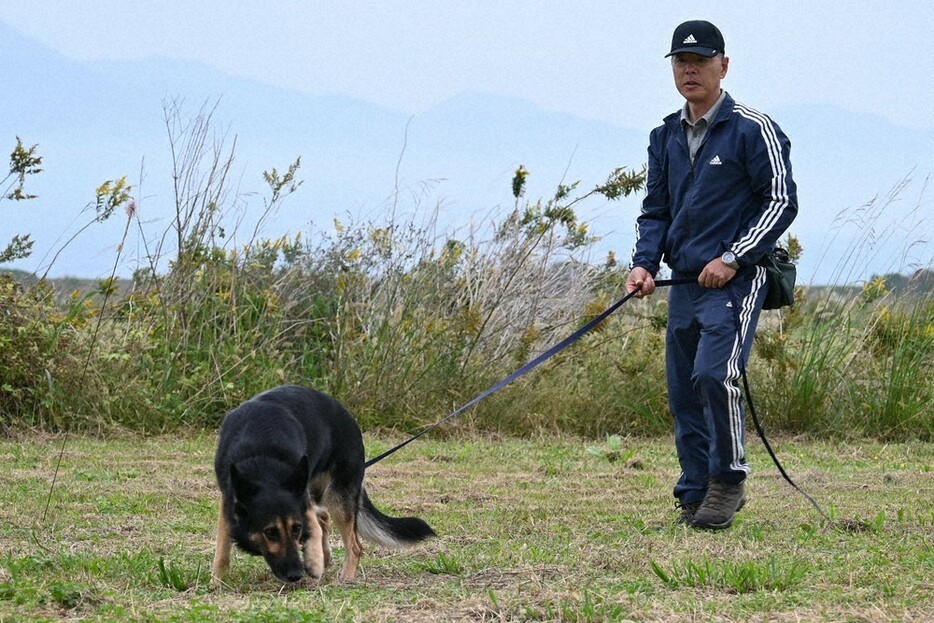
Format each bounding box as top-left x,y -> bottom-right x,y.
760,247 -> 796,310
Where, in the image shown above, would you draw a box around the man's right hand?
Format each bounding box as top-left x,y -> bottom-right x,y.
626,266 -> 656,298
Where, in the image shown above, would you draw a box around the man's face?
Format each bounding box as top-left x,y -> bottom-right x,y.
671,53 -> 729,109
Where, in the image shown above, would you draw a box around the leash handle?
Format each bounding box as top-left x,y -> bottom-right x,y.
654,277 -> 696,287
366,278 -> 693,468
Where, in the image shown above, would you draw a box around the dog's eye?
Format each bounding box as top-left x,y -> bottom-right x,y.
291,524 -> 302,539
263,527 -> 279,540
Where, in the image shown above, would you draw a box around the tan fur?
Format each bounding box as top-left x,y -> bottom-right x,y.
302,506 -> 326,578
262,518 -> 287,556
308,472 -> 366,579
317,508 -> 332,568
211,499 -> 232,586
325,500 -> 364,581
212,500 -> 331,586
338,522 -> 364,581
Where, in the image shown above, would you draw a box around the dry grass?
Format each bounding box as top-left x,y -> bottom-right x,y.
1,432 -> 933,622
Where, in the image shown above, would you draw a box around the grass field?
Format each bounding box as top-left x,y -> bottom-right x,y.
1,432 -> 933,622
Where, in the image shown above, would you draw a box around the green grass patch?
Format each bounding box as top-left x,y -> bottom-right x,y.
650,555 -> 808,593
1,434 -> 933,621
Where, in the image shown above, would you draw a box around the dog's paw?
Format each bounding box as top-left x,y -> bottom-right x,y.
336,567 -> 359,583
304,561 -> 325,580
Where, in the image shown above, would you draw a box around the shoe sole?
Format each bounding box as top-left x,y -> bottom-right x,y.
691,497 -> 747,531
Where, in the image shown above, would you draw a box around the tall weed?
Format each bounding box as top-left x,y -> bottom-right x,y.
753,179 -> 933,439
1,104 -> 930,439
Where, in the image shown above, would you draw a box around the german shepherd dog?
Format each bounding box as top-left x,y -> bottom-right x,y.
211,385 -> 435,585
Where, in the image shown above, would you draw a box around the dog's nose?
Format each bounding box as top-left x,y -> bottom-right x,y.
284,568 -> 304,583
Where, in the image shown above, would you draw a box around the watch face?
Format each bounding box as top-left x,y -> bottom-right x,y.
723,251 -> 735,263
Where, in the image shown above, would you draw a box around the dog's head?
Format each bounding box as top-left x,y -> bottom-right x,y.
229,455 -> 311,583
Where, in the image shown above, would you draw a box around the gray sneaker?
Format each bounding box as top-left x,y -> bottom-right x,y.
691,480 -> 746,530
675,500 -> 701,525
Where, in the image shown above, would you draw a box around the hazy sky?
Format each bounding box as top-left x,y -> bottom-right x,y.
1,1 -> 932,283
1,1 -> 931,133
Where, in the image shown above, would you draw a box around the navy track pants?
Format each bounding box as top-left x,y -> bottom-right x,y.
666,266 -> 768,505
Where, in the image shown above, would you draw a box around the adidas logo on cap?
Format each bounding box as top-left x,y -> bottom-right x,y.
683,34 -> 698,44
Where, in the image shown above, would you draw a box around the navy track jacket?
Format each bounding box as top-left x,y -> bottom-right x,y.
631,92 -> 797,275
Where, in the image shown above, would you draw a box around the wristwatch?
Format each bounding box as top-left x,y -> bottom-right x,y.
721,250 -> 740,270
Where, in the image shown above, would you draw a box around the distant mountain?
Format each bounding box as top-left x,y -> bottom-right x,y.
1,21 -> 930,284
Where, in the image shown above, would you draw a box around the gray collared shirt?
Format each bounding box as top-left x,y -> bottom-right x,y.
680,90 -> 727,164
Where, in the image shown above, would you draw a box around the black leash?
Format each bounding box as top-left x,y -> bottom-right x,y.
366,275 -> 830,526
365,278 -> 694,468
727,286 -> 832,524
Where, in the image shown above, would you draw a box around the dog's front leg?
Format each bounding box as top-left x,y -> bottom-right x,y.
211,501 -> 232,587
302,505 -> 326,579
317,508 -> 332,569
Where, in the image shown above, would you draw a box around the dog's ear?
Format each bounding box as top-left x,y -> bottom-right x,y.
230,462 -> 258,501
283,455 -> 309,495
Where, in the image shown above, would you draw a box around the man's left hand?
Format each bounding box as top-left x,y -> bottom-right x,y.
698,258 -> 737,288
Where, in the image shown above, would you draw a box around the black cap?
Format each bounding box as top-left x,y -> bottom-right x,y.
665,20 -> 725,58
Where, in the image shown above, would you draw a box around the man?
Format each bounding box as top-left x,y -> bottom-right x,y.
626,20 -> 797,529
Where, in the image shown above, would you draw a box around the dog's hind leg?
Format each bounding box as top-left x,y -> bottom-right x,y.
331,506 -> 364,581
211,500 -> 232,587
337,521 -> 363,581
302,505 -> 326,579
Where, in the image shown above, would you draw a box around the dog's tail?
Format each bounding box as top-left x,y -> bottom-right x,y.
357,486 -> 436,548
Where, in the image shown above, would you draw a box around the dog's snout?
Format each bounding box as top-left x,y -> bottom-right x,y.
284,568 -> 304,583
